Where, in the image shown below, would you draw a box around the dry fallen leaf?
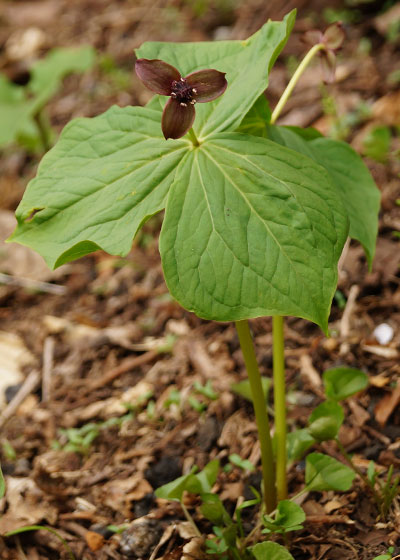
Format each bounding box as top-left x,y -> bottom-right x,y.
86,530 -> 105,551
0,331 -> 35,408
374,381 -> 400,427
0,477 -> 57,534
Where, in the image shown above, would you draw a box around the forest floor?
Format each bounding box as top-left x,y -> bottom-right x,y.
0,0 -> 400,558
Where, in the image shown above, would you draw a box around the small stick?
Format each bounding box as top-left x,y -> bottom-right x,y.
42,337 -> 55,402
339,284 -> 360,338
0,369 -> 40,429
83,349 -> 159,393
0,273 -> 66,295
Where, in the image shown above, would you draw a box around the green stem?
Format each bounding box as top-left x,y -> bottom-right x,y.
180,502 -> 202,537
272,315 -> 287,501
34,110 -> 51,152
270,43 -> 325,125
235,320 -> 276,512
187,127 -> 200,147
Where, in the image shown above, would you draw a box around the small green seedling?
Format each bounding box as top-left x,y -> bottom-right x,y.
229,453 -> 255,472
373,546 -> 395,560
0,46 -> 95,152
194,380 -> 219,400
55,411 -> 134,455
163,388 -> 182,409
1,440 -> 16,461
262,500 -> 305,535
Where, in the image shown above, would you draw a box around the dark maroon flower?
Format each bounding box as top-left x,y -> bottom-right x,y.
135,58 -> 227,140
304,22 -> 345,83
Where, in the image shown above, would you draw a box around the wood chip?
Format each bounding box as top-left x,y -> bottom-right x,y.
374,381 -> 400,427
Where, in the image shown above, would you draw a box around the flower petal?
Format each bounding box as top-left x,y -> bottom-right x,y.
135,59 -> 180,95
162,98 -> 195,140
320,49 -> 337,84
323,22 -> 345,51
185,69 -> 227,103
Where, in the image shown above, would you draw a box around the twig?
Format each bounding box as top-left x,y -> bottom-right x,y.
339,284 -> 360,338
83,349 -> 159,393
42,337 -> 55,402
337,236 -> 350,279
0,273 -> 66,295
0,370 -> 40,429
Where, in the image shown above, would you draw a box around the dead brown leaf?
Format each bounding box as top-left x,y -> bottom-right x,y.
374,381 -> 400,427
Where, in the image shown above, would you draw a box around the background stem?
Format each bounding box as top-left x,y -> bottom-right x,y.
270,43 -> 324,125
34,110 -> 51,152
235,320 -> 276,512
272,315 -> 287,500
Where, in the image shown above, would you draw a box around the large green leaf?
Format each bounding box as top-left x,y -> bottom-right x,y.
306,137 -> 380,267
135,11 -> 295,138
160,133 -> 348,330
9,105 -> 187,267
267,125 -> 380,267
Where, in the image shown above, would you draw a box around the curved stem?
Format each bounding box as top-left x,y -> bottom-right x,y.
272,315 -> 287,501
235,320 -> 276,512
187,127 -> 200,147
270,43 -> 325,125
180,502 -> 202,537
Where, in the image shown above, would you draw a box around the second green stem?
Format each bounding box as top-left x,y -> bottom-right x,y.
235,320 -> 276,513
272,315 -> 287,501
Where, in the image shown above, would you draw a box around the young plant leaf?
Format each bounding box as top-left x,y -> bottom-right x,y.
308,401 -> 344,441
262,500 -> 305,534
305,452 -> 355,492
186,459 -> 219,494
160,133 -> 348,329
231,377 -> 270,402
323,367 -> 369,401
135,11 -> 296,138
287,428 -> 315,463
252,541 -> 295,560
229,453 -> 255,472
200,493 -> 233,526
154,471 -> 194,501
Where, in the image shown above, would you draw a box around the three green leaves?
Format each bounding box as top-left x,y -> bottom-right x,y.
9,11 -> 379,331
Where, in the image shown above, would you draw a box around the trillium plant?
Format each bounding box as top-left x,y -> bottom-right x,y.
9,9 -> 381,552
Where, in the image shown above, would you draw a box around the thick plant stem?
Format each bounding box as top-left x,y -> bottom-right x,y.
187,127 -> 200,147
272,315 -> 287,501
235,320 -> 276,512
270,43 -> 324,125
